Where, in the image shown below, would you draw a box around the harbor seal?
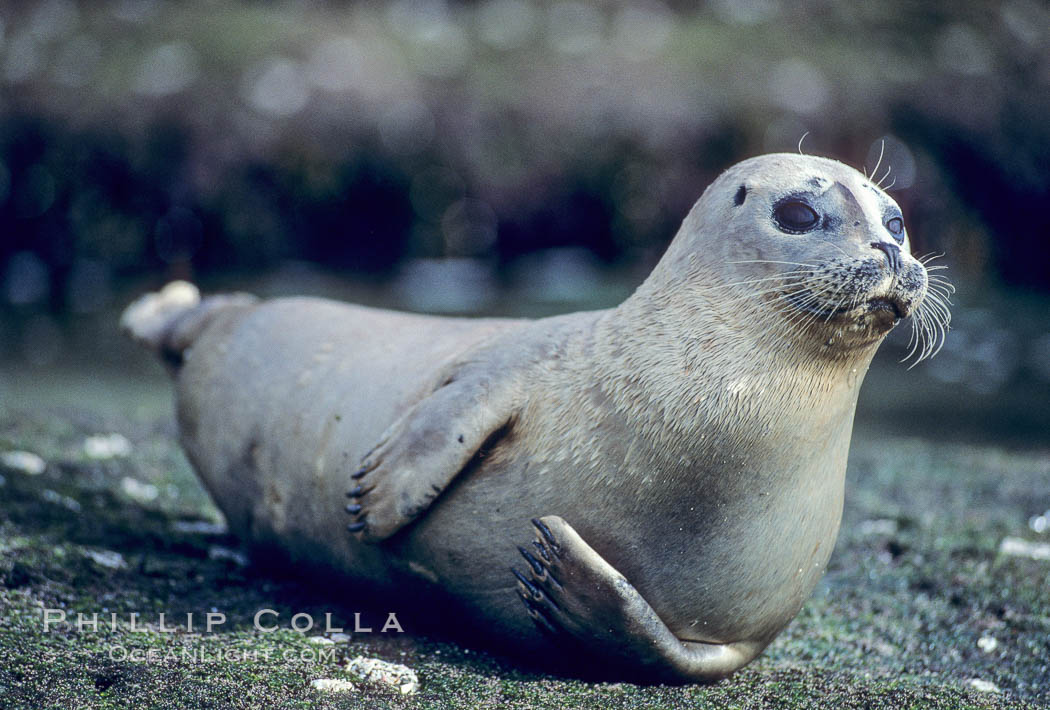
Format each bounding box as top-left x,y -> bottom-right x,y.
121,153 -> 949,682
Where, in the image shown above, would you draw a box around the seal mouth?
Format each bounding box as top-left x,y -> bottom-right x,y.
865,297 -> 904,320
785,290 -> 906,322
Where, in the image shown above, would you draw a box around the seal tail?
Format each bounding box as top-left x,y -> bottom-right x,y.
120,280 -> 257,369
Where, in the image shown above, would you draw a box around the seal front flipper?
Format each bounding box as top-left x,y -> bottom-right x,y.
347,368 -> 520,542
514,516 -> 767,683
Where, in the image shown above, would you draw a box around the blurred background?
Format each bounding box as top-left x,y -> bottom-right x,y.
0,0 -> 1048,445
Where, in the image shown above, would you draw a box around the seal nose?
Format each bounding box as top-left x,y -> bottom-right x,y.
870,241 -> 901,275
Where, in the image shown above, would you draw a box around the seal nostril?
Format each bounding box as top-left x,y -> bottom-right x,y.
870,241 -> 901,275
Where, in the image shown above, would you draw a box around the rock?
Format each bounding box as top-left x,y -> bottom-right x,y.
858,518 -> 898,536
308,636 -> 335,645
329,632 -> 351,643
310,678 -> 356,693
84,549 -> 128,570
83,433 -> 132,459
1029,512 -> 1049,534
347,656 -> 419,695
171,520 -> 228,535
977,636 -> 998,653
121,476 -> 159,503
1,450 -> 46,475
968,678 -> 1000,693
207,546 -> 249,566
41,489 -> 81,512
999,536 -> 1050,561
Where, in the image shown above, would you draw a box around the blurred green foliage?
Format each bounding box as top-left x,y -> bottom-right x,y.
1,0 -> 1048,313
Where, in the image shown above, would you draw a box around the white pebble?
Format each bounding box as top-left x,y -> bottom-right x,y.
347,656 -> 419,695
84,549 -> 127,570
1,450 -> 46,475
976,636 -> 998,653
329,633 -> 351,643
310,678 -> 356,693
171,520 -> 227,535
84,433 -> 132,459
968,678 -> 1000,693
121,477 -> 159,503
857,518 -> 898,536
308,636 -> 335,645
999,536 -> 1050,561
208,546 -> 249,566
41,489 -> 81,511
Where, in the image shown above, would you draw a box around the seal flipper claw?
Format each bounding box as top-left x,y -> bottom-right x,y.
531,517 -> 560,553
518,546 -> 545,576
511,568 -> 541,599
513,515 -> 767,683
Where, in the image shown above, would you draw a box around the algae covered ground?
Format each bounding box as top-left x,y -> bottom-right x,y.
1,366 -> 1048,709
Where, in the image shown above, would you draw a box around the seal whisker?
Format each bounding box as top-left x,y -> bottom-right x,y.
748,282 -> 832,346
926,283 -> 955,301
922,286 -> 954,317
916,252 -> 946,266
902,313 -> 923,363
754,278 -> 836,312
925,294 -> 954,319
926,276 -> 955,295
710,273 -> 830,306
771,282 -> 844,336
903,282 -> 952,366
701,283 -> 818,313
904,315 -> 920,355
923,287 -> 954,312
818,279 -> 856,323
727,260 -> 822,268
707,271 -> 821,291
876,163 -> 893,189
912,308 -> 935,364
868,139 -> 886,187
916,305 -> 947,363
711,281 -> 826,303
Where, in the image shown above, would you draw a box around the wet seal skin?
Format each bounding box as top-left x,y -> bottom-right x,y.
121,153 -> 950,682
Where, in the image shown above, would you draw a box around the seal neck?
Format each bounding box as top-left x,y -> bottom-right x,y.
593,269 -> 879,465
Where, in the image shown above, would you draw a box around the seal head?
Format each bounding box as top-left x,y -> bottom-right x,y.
653,153 -> 934,360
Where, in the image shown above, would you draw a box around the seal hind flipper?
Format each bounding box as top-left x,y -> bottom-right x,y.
513,515 -> 768,683
121,281 -> 257,368
347,369 -> 521,542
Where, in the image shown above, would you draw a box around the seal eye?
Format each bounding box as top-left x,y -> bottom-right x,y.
886,217 -> 905,241
773,201 -> 820,233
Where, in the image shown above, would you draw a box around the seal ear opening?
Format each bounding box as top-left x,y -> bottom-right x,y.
734,185 -> 747,206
